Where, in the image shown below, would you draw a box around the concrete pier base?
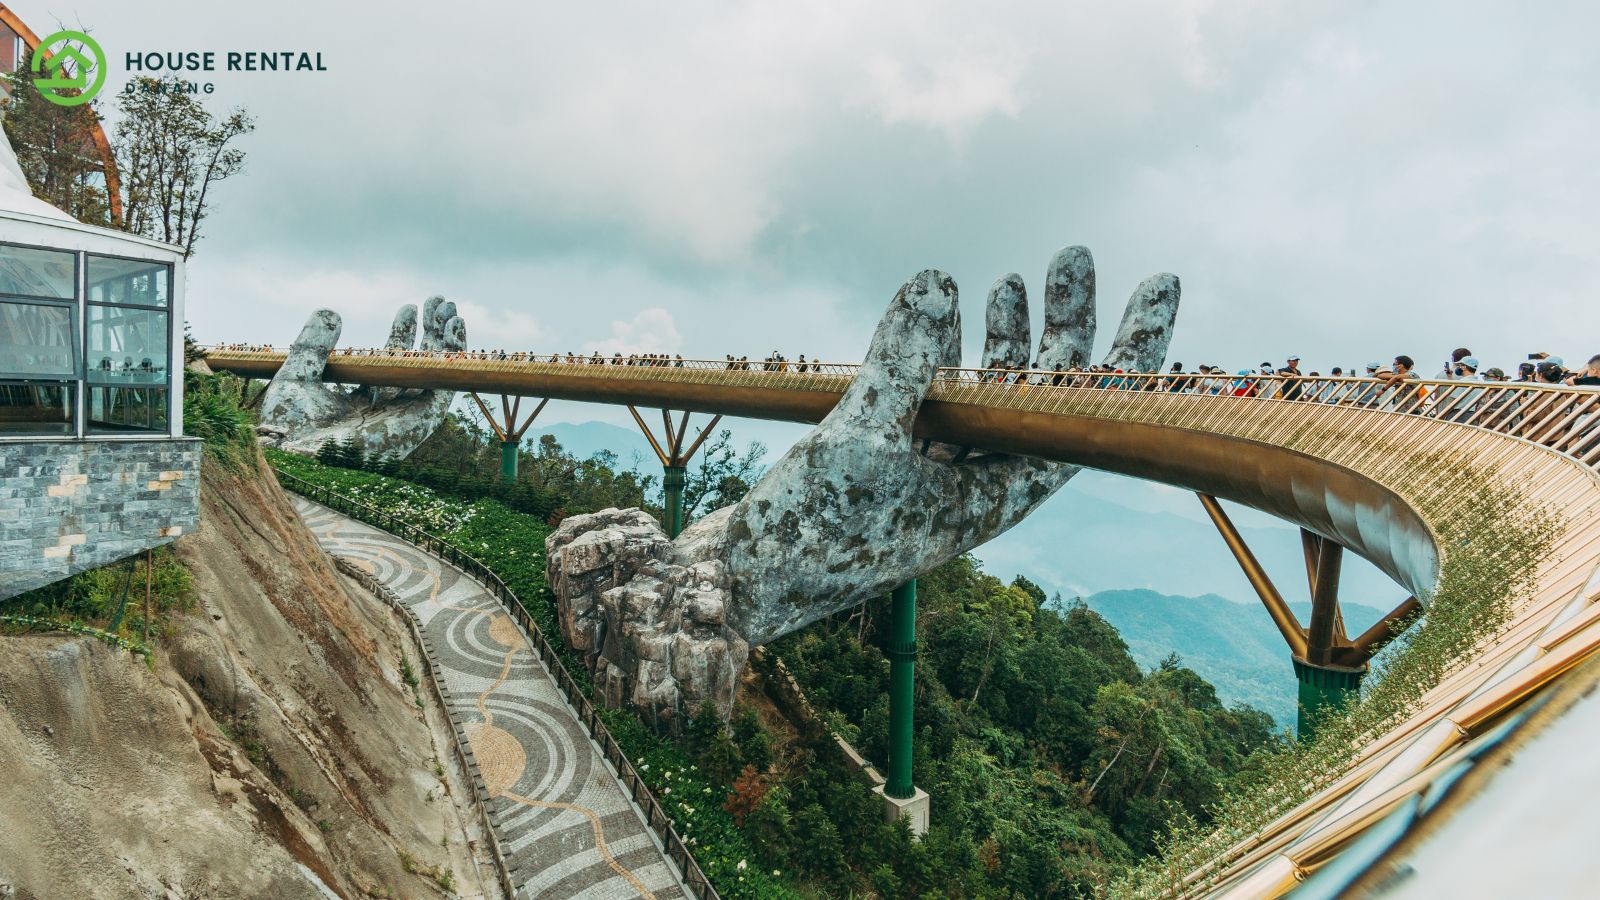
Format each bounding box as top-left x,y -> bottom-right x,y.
874,784 -> 930,837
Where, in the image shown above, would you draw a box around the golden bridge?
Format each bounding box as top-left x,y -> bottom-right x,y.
206,346 -> 1600,897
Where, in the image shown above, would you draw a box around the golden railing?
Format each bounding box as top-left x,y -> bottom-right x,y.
204,345 -> 1600,896
202,346 -> 1600,474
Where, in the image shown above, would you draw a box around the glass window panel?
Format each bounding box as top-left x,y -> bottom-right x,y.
0,300 -> 76,376
0,243 -> 75,299
87,255 -> 169,307
88,385 -> 167,433
0,380 -> 75,435
86,304 -> 169,386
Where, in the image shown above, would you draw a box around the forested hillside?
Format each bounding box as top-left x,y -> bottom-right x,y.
271,409 -> 1280,897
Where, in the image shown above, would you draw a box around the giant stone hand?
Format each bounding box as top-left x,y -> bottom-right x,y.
256,298 -> 467,460
546,247 -> 1179,728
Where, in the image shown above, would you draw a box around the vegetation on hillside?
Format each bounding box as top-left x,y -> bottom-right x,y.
184,371 -> 259,468
771,560 -> 1279,896
276,443 -> 1277,897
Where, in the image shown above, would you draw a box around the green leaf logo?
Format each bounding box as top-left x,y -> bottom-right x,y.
32,30 -> 107,106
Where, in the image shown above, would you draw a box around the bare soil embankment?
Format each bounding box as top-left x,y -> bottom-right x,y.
0,451 -> 498,899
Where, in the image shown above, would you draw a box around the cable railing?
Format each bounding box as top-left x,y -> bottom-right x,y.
272,467 -> 718,900
206,346 -> 1600,472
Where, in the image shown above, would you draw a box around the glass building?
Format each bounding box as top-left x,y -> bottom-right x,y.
0,12 -> 195,603
0,165 -> 185,438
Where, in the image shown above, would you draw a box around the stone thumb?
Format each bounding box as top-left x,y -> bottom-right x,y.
826,269 -> 959,445
276,309 -> 340,384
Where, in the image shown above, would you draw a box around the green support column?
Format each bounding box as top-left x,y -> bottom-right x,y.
1294,659 -> 1365,740
886,579 -> 918,799
500,439 -> 519,483
663,465 -> 688,538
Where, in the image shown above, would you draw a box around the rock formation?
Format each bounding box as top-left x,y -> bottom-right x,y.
548,245 -> 1182,729
256,298 -> 466,460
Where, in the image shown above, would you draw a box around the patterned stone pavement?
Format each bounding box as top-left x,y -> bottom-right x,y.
294,497 -> 687,900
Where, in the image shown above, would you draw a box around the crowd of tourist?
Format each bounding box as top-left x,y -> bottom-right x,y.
219,341 -> 1599,394
211,341 -> 1598,455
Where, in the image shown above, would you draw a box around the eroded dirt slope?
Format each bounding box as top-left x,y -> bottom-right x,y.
0,451 -> 496,899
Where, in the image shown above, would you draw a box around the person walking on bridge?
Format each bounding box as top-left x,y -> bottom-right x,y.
1377,355 -> 1423,412
1443,356 -> 1486,422
1436,347 -> 1473,380
1277,354 -> 1305,400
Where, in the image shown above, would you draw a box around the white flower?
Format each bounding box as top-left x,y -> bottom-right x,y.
737,860 -> 747,871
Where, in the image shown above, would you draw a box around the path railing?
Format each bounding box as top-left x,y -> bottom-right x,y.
209,346 -> 1600,473
274,467 -> 719,900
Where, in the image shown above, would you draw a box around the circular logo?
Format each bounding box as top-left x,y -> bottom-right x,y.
31,31 -> 107,106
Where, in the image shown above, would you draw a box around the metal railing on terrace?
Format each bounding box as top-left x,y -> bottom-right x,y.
203,345 -> 1600,473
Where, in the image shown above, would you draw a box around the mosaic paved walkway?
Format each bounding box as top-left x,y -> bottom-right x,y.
295,497 -> 686,900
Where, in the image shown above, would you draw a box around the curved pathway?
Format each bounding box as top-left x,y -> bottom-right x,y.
294,497 -> 686,900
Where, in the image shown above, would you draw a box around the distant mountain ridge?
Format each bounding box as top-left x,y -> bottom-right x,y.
1078,589 -> 1388,728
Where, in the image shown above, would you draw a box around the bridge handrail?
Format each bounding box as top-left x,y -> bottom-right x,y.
209,346 -> 1600,473
271,467 -> 720,900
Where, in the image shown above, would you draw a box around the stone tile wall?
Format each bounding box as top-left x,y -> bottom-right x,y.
0,439 -> 202,599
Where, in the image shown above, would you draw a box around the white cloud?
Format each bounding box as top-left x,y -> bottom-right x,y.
856,51 -> 1024,136
588,308 -> 683,356
454,301 -> 545,350
186,259 -> 431,347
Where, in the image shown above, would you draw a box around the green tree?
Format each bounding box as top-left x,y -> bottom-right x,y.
1,48 -> 115,224
114,77 -> 254,257
680,429 -> 766,520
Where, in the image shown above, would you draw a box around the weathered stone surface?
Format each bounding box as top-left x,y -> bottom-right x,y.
1037,245 -> 1097,369
256,298 -> 466,460
546,508 -> 746,730
548,245 -> 1182,727
981,273 -> 1030,369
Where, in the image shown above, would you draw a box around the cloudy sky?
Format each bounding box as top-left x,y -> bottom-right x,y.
14,0 -> 1594,597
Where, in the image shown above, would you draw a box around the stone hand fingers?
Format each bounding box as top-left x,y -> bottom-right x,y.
821,269 -> 959,447
276,309 -> 341,384
1100,274 -> 1181,372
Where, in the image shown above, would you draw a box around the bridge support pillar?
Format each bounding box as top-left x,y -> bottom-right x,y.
500,440 -> 520,482
1198,493 -> 1423,742
1294,659 -> 1366,739
663,465 -> 687,538
881,579 -> 928,836
628,406 -> 722,539
469,393 -> 548,484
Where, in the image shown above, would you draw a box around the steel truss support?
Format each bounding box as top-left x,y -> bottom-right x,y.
1197,493 -> 1422,738
469,392 -> 549,482
241,379 -> 268,411
628,406 -> 722,538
